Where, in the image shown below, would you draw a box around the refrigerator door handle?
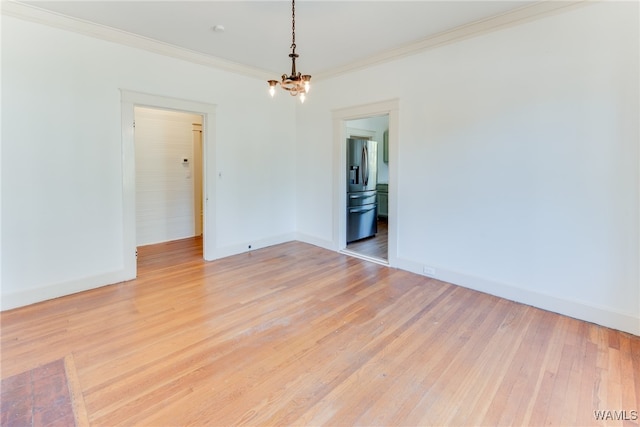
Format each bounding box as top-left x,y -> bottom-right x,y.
362,145 -> 368,186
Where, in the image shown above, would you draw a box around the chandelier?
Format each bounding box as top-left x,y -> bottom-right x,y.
267,0 -> 311,103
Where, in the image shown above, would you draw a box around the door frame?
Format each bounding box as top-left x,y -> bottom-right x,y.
121,90 -> 217,279
332,99 -> 399,267
193,123 -> 204,236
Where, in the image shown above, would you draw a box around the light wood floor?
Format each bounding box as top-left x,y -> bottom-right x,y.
1,238 -> 638,426
346,218 -> 388,261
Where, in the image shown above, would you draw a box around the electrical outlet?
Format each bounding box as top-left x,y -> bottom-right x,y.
423,266 -> 436,277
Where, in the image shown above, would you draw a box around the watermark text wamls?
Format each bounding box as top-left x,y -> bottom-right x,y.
593,410 -> 638,421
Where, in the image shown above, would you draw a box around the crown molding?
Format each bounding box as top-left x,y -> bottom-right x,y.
315,0 -> 591,80
1,0 -> 274,81
3,0 -> 591,83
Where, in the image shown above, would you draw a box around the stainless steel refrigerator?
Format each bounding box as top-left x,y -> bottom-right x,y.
347,138 -> 378,243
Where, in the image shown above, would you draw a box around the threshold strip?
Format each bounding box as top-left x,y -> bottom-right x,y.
340,249 -> 389,267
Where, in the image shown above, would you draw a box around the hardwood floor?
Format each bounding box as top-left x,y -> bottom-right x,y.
1,237 -> 638,426
346,218 -> 388,261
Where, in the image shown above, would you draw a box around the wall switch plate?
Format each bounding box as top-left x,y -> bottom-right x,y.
423,266 -> 436,277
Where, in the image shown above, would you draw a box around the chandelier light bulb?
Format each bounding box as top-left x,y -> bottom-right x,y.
268,80 -> 278,97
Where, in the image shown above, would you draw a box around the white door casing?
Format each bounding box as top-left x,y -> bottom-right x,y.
332,99 -> 399,268
193,123 -> 203,236
121,90 -> 216,279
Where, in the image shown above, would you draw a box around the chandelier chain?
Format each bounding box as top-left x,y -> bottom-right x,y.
291,0 -> 296,50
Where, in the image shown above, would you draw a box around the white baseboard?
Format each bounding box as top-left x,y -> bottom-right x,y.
206,233 -> 297,261
294,233 -> 336,251
395,257 -> 640,336
1,269 -> 133,311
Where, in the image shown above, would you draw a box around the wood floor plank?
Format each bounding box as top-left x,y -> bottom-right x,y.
621,336 -> 639,418
1,237 -> 638,426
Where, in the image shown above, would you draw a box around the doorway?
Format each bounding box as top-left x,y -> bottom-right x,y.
332,99 -> 399,267
344,115 -> 389,262
120,90 -> 217,281
134,107 -> 204,248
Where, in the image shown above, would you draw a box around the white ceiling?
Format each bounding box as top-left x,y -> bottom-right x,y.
18,1 -> 564,78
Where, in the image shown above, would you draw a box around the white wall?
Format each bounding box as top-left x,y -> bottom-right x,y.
296,2 -> 639,335
1,15 -> 296,309
135,107 -> 202,246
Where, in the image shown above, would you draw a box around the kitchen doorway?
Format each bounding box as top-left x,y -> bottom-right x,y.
344,116 -> 389,262
332,99 -> 398,267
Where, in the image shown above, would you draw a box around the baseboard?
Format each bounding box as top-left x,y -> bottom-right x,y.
206,232 -> 297,261
1,269 -> 133,312
395,257 -> 640,336
294,233 -> 336,252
